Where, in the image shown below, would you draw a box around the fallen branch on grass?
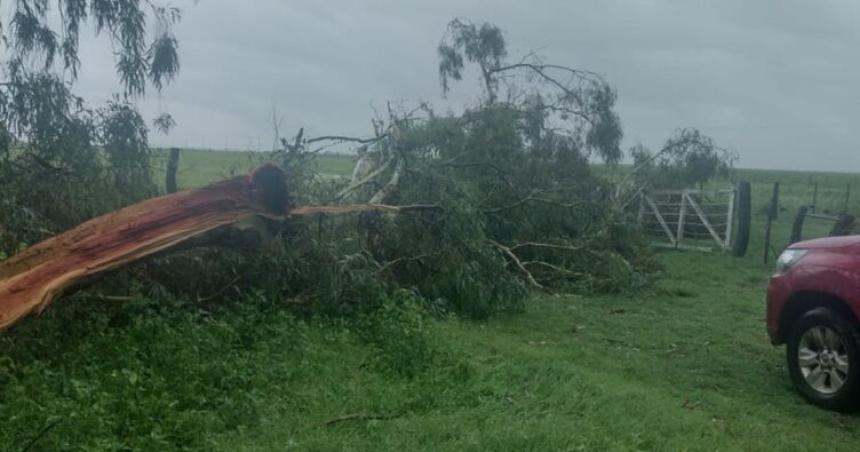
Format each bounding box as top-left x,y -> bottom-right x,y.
0,164 -> 289,330
488,240 -> 544,289
0,164 -> 429,331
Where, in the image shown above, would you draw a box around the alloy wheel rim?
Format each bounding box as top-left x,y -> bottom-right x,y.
798,326 -> 850,395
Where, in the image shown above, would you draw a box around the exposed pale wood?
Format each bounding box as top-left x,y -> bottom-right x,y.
0,162 -> 440,332
369,158 -> 404,204
488,240 -> 544,289
0,164 -> 291,330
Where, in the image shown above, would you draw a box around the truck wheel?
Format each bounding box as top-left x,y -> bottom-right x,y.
787,307 -> 860,411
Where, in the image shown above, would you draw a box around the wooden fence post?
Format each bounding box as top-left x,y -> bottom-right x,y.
166,147 -> 181,194
811,182 -> 818,213
830,214 -> 856,237
732,181 -> 752,257
789,206 -> 808,245
764,182 -> 780,264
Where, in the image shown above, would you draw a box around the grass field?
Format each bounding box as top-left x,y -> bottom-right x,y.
151,149 -> 356,190
214,254 -> 855,451
3,151 -> 860,450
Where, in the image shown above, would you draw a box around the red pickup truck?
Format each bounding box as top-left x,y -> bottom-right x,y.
767,235 -> 860,410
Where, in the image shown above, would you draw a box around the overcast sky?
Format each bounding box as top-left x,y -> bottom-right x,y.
73,0 -> 860,172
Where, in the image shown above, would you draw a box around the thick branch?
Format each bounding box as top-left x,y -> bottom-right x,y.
0,164 -> 290,330
369,158 -> 404,204
335,156 -> 393,201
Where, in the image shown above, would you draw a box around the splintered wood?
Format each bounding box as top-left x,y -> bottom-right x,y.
0,163 -> 410,331
0,164 -> 292,330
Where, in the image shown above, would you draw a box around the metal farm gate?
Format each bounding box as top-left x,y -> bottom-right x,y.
637,188 -> 736,252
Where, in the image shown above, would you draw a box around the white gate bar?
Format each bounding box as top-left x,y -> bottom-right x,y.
683,192 -> 725,248
724,189 -> 735,248
645,195 -> 676,246
676,192 -> 688,247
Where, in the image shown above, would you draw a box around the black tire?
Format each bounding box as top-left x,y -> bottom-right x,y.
732,180 -> 751,257
786,307 -> 860,411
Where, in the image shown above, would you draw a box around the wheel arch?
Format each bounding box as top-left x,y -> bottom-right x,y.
778,291 -> 859,344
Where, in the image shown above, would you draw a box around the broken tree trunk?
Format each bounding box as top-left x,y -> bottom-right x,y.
0,162 -> 429,331
0,164 -> 290,330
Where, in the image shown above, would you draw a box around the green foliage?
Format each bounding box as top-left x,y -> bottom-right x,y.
631,128 -> 735,190
358,103 -> 653,296
0,291 -> 313,451
0,284 -> 475,451
8,248 -> 860,451
437,19 -> 623,163
358,290 -> 453,378
438,19 -> 507,97
0,87 -> 157,255
127,20 -> 655,323
5,0 -> 181,96
0,1 -> 182,255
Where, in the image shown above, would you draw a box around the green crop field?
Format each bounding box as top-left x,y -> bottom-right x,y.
3,152 -> 860,451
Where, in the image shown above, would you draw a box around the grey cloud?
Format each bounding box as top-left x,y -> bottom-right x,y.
71,0 -> 860,170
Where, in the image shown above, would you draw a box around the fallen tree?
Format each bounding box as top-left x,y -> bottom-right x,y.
0,164 -> 289,330
0,163 -> 415,331
0,19 -> 664,330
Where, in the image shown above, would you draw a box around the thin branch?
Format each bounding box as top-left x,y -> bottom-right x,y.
20,419 -> 62,452
305,135 -> 388,146
196,274 -> 243,302
615,137 -> 731,199
488,239 -> 543,289
483,192 -> 585,214
288,203 -> 440,217
522,260 -> 582,276
335,157 -> 393,201
82,293 -> 134,302
440,161 -> 516,190
375,253 -> 430,275
509,242 -> 583,253
490,62 -> 604,99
